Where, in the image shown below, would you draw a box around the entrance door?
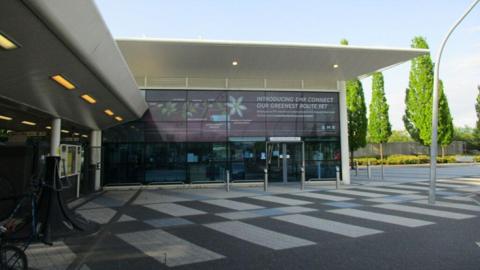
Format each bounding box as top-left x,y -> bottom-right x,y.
266,142 -> 304,183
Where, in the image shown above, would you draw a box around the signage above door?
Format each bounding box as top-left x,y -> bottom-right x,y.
269,137 -> 301,142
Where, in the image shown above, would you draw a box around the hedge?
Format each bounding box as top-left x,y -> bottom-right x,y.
354,155 -> 457,165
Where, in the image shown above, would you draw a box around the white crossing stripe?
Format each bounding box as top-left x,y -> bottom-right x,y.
365,194 -> 427,204
274,214 -> 383,238
354,186 -> 418,195
444,196 -> 475,202
328,208 -> 434,227
145,203 -> 206,216
452,177 -> 480,183
291,192 -> 354,202
203,199 -> 264,211
412,200 -> 480,212
251,195 -> 313,205
415,182 -> 468,188
118,229 -> 224,267
456,186 -> 480,192
387,184 -> 434,191
216,206 -> 316,220
328,189 -> 389,198
205,221 -> 315,250
373,204 -> 475,220
438,179 -> 480,186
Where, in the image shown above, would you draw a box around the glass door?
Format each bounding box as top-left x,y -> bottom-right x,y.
266,142 -> 283,182
266,142 -> 304,183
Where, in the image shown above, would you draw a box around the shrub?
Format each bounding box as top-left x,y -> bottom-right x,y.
386,155 -> 421,165
355,155 -> 457,165
437,156 -> 456,163
354,157 -> 379,166
473,156 -> 480,162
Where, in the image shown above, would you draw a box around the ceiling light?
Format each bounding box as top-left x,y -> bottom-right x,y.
104,109 -> 114,116
115,116 -> 123,122
0,33 -> 18,50
73,132 -> 80,136
333,64 -> 339,69
0,115 -> 12,121
21,121 -> 36,126
51,74 -> 75,90
61,129 -> 69,134
46,126 -> 52,130
81,94 -> 96,104
81,134 -> 88,138
232,60 -> 238,66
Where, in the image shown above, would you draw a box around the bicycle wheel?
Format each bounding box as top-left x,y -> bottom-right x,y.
0,177 -> 16,221
0,245 -> 28,270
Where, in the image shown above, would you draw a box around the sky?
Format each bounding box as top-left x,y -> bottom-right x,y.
94,0 -> 480,130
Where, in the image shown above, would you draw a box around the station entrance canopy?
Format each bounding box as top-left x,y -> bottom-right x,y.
117,38 -> 429,90
0,0 -> 147,132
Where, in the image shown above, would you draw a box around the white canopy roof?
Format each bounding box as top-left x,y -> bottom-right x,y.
117,38 -> 428,90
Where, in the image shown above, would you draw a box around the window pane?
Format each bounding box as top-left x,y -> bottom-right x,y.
145,143 -> 186,183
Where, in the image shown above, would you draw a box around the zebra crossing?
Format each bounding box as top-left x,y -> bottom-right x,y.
73,179 -> 480,268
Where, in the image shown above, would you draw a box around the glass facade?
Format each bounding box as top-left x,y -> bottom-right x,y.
103,90 -> 341,185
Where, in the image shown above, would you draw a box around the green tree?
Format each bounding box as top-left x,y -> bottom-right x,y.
388,130 -> 414,142
437,80 -> 454,157
368,72 -> 392,164
403,36 -> 434,146
341,39 -> 368,166
475,85 -> 480,141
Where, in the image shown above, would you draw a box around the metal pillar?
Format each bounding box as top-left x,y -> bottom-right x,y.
336,166 -> 340,189
50,118 -> 61,156
338,81 -> 350,184
226,170 -> 230,192
429,0 -> 480,204
90,130 -> 102,191
264,168 -> 268,192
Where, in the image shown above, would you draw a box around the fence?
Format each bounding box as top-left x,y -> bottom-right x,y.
354,141 -> 466,157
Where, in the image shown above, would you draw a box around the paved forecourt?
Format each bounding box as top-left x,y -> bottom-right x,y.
27,176 -> 480,270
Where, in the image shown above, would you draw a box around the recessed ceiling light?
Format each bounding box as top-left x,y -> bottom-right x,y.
104,109 -> 114,116
81,94 -> 97,104
73,132 -> 80,136
0,33 -> 18,50
21,121 -> 36,126
46,126 -> 52,130
51,74 -> 75,90
333,64 -> 339,69
0,115 -> 12,121
61,129 -> 69,134
232,60 -> 238,66
81,134 -> 88,138
115,116 -> 123,122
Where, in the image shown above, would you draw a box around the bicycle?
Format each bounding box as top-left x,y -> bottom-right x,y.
0,176 -> 45,270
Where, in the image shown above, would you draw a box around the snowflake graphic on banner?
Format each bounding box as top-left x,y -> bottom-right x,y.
227,96 -> 247,117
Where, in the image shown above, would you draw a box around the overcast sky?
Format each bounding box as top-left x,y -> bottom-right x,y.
94,0 -> 480,130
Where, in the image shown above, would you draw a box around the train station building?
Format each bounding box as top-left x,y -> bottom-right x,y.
0,0 -> 427,197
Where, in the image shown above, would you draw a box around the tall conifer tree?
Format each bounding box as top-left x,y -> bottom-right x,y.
403,36 -> 434,146
404,36 -> 454,152
438,80 -> 454,157
368,72 -> 392,165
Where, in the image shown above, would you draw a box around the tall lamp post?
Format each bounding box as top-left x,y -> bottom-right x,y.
429,0 -> 480,205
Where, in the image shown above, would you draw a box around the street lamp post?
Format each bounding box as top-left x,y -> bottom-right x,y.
429,0 -> 480,205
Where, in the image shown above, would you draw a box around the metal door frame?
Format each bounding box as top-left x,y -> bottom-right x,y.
265,140 -> 305,183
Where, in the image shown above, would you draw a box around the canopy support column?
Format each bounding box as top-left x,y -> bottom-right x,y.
50,118 -> 61,156
338,81 -> 350,184
90,130 -> 102,191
